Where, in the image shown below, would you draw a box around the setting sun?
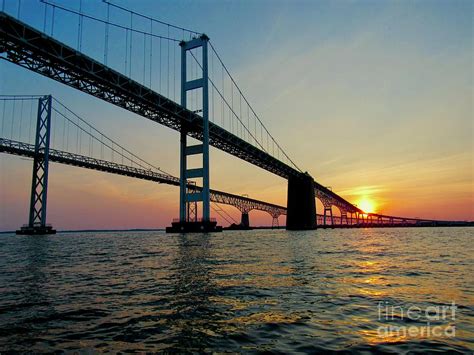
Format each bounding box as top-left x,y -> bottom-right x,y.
358,198 -> 376,214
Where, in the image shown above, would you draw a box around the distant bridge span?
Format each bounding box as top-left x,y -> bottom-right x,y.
2,137 -> 449,228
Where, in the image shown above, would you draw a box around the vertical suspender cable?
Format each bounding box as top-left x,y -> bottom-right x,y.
66,117 -> 69,152
29,100 -> 33,143
231,81 -> 234,134
10,100 -> 15,140
239,94 -> 242,139
167,25 -> 170,97
18,99 -> 23,141
51,6 -> 55,36
52,110 -> 56,149
248,104 -> 251,143
173,42 -> 176,101
143,32 -> 146,85
210,49 -> 214,122
159,37 -> 162,93
104,2 -> 109,65
1,100 -> 5,137
267,126 -> 269,152
149,19 -> 153,88
125,29 -> 128,75
129,13 -> 133,77
77,0 -> 83,51
221,66 -> 224,128
76,115 -> 80,154
254,113 -> 257,145
43,3 -> 47,32
62,110 -> 66,150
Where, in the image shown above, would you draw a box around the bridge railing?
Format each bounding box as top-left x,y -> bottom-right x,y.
172,218 -> 217,223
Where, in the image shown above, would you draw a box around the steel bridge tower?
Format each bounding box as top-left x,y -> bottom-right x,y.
167,34 -> 221,233
16,95 -> 56,235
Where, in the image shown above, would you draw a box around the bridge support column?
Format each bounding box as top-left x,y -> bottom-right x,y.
340,210 -> 348,225
167,34 -> 221,233
272,215 -> 280,229
324,206 -> 334,227
286,173 -> 316,230
17,96 -> 56,235
241,212 -> 250,228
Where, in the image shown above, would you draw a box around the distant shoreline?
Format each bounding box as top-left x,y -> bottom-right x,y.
0,228 -> 165,234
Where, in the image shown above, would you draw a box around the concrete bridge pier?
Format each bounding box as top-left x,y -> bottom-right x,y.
286,173 -> 316,230
241,212 -> 250,228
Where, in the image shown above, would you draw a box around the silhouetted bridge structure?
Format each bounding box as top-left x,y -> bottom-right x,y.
0,4 -> 457,233
0,136 -> 448,231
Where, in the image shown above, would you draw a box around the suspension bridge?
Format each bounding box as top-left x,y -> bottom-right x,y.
0,1 -> 454,234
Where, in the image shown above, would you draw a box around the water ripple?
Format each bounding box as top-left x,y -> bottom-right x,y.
0,228 -> 472,352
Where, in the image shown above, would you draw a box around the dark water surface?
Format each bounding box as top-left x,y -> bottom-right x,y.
0,228 -> 472,353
